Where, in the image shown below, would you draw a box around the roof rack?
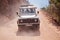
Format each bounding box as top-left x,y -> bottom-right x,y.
20,5 -> 34,7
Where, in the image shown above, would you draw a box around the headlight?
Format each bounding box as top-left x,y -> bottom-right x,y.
20,20 -> 23,22
35,19 -> 38,22
19,19 -> 23,23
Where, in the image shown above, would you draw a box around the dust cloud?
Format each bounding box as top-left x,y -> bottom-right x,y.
0,0 -> 29,25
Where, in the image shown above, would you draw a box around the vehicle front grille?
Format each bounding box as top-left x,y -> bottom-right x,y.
19,18 -> 38,23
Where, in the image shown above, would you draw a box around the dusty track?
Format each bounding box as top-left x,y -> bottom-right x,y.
0,11 -> 60,40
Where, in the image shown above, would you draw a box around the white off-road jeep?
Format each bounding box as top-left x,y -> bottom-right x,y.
17,5 -> 40,31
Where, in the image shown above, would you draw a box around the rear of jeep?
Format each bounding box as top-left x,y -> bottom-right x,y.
17,5 -> 40,31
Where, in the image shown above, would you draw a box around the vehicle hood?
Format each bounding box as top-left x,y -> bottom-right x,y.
18,15 -> 39,19
21,15 -> 35,18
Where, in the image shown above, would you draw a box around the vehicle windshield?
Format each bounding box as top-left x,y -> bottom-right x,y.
19,8 -> 36,15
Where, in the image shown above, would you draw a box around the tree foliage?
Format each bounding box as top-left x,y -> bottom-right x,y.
46,0 -> 60,24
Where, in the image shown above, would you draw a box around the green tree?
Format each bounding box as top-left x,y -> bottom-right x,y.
46,0 -> 60,25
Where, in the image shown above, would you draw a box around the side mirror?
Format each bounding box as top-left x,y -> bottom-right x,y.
16,12 -> 18,15
16,12 -> 20,17
37,11 -> 39,14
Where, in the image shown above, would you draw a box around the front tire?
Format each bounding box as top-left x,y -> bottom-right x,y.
33,24 -> 40,30
18,25 -> 23,31
29,24 -> 40,31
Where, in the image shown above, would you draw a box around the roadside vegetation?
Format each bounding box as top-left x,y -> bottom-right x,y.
41,0 -> 60,26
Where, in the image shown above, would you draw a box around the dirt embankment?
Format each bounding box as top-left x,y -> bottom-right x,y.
40,10 -> 60,31
0,0 -> 29,25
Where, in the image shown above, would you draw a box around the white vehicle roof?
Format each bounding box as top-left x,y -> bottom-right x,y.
19,5 -> 37,8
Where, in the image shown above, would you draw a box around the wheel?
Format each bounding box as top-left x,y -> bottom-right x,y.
32,24 -> 40,31
18,25 -> 23,31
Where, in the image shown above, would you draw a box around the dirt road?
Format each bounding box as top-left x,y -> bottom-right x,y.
0,11 -> 60,40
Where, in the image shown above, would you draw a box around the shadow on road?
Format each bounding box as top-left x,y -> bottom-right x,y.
16,30 -> 40,36
16,26 -> 40,36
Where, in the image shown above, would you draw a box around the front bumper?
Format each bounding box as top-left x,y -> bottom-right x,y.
17,23 -> 40,26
